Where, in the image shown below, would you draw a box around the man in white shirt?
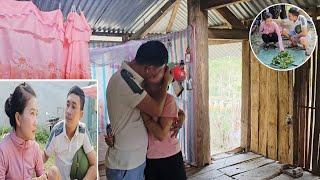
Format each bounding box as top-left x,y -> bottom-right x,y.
43,86 -> 97,180
283,7 -> 311,55
106,41 -> 173,180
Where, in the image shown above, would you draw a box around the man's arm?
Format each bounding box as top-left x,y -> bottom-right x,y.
137,93 -> 167,117
137,67 -> 173,117
43,130 -> 55,163
171,109 -> 185,138
259,21 -> 265,34
298,26 -> 308,37
83,150 -> 97,180
43,151 -> 49,163
297,16 -> 308,37
141,112 -> 173,141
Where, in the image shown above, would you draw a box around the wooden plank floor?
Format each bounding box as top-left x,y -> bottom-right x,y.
99,150 -> 320,179
188,152 -> 320,180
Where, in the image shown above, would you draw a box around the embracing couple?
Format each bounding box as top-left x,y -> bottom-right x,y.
106,40 -> 187,180
0,83 -> 97,180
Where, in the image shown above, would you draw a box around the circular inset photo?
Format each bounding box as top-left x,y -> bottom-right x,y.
249,3 -> 317,71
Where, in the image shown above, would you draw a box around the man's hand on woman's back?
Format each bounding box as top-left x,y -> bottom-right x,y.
105,134 -> 114,148
171,109 -> 185,138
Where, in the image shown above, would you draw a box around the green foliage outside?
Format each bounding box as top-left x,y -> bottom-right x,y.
209,56 -> 242,155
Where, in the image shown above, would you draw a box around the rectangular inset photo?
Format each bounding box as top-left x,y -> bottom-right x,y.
0,80 -> 98,180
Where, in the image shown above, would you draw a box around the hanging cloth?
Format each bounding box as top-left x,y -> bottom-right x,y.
64,11 -> 91,79
0,0 -> 65,78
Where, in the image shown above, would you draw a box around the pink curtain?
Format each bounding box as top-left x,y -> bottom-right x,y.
81,84 -> 97,99
64,12 -> 91,79
0,0 -> 91,79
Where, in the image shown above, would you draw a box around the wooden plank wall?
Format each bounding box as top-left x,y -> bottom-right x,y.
248,50 -> 293,164
312,39 -> 320,175
292,24 -> 319,174
293,61 -> 310,167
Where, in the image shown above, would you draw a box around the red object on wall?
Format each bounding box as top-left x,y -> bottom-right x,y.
171,65 -> 186,82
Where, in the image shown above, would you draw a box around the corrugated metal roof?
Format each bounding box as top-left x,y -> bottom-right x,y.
32,0 -> 168,34
149,0 -> 188,34
208,8 -> 227,27
149,8 -> 173,34
226,0 -> 319,21
29,0 -> 319,35
149,0 -> 226,33
171,0 -> 188,32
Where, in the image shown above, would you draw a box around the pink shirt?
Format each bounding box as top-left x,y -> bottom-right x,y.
0,131 -> 45,179
147,94 -> 181,159
259,21 -> 284,51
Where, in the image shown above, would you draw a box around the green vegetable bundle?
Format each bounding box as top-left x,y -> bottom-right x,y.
272,51 -> 294,69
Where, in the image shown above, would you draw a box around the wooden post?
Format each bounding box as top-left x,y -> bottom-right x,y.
187,0 -> 211,166
250,51 -> 260,153
241,40 -> 251,151
312,18 -> 320,175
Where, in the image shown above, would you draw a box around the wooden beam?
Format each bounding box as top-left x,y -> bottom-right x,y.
241,40 -> 251,151
166,0 -> 180,33
208,39 -> 241,45
188,0 -> 211,167
208,28 -> 248,40
216,7 -> 245,29
90,35 -> 122,42
201,0 -> 250,10
92,31 -> 131,37
131,0 -> 176,39
208,24 -> 231,29
250,51 -> 260,153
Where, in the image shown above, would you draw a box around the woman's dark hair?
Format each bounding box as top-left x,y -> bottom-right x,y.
135,40 -> 168,67
5,82 -> 36,129
262,12 -> 272,21
289,7 -> 299,17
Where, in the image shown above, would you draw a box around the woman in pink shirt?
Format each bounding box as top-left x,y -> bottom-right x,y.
141,68 -> 187,180
259,12 -> 285,52
0,83 -> 60,180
